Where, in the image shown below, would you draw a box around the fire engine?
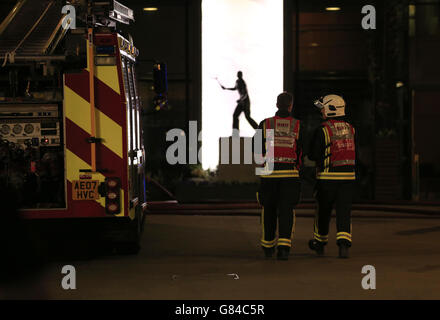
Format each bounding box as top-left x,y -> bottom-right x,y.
0,0 -> 150,252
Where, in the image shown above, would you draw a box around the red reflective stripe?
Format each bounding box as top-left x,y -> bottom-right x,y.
65,71 -> 89,104
65,117 -> 91,164
65,70 -> 124,127
95,77 -> 124,127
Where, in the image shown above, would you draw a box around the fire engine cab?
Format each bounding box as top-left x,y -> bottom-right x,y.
0,0 -> 146,252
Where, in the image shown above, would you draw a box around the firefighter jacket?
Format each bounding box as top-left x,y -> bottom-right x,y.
309,118 -> 356,180
253,110 -> 303,178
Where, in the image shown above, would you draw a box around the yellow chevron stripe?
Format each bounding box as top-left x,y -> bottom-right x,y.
96,65 -> 120,94
64,86 -> 123,158
65,86 -> 91,132
66,149 -> 125,217
95,109 -> 123,158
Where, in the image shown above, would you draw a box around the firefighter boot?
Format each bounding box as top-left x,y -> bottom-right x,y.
262,247 -> 275,259
308,239 -> 325,256
338,244 -> 349,259
277,246 -> 290,261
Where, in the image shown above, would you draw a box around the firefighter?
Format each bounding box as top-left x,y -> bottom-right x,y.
254,92 -> 302,261
308,94 -> 356,259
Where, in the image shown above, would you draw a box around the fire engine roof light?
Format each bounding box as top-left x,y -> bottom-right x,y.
110,0 -> 135,24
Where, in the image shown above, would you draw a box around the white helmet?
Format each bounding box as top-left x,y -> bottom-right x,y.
313,94 -> 346,118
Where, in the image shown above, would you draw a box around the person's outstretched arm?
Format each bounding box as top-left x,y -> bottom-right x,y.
222,80 -> 237,90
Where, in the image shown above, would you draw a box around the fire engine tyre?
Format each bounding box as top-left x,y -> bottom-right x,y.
113,208 -> 144,255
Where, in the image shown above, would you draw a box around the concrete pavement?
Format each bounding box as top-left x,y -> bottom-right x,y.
3,212 -> 440,299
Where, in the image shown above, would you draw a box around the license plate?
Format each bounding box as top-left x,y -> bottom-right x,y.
72,180 -> 99,200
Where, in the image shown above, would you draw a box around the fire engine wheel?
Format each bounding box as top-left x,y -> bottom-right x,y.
113,209 -> 143,255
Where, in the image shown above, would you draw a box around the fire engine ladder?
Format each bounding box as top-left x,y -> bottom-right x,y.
0,0 -> 68,65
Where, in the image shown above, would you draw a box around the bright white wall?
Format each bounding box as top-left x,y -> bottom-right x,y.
201,0 -> 283,170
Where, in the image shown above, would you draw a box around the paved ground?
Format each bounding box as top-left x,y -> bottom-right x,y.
3,211 -> 440,299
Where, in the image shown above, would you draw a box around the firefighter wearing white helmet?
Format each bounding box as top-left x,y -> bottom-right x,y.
314,94 -> 346,118
308,94 -> 356,258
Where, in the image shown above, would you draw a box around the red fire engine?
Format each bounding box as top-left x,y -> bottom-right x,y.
0,0 -> 148,251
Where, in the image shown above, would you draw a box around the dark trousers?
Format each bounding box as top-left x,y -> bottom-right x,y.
314,180 -> 354,247
233,99 -> 258,130
258,178 -> 301,249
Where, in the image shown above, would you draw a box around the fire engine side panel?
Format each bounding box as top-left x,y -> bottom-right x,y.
21,33 -> 129,219
115,33 -> 141,220
93,32 -> 133,218
64,34 -> 128,218
94,43 -> 127,218
115,44 -> 132,219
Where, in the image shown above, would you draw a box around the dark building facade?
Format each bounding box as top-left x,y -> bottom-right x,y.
124,0 -> 440,201
284,0 -> 440,200
1,0 -> 438,201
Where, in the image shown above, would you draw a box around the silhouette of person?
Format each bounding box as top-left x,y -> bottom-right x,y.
221,71 -> 258,133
